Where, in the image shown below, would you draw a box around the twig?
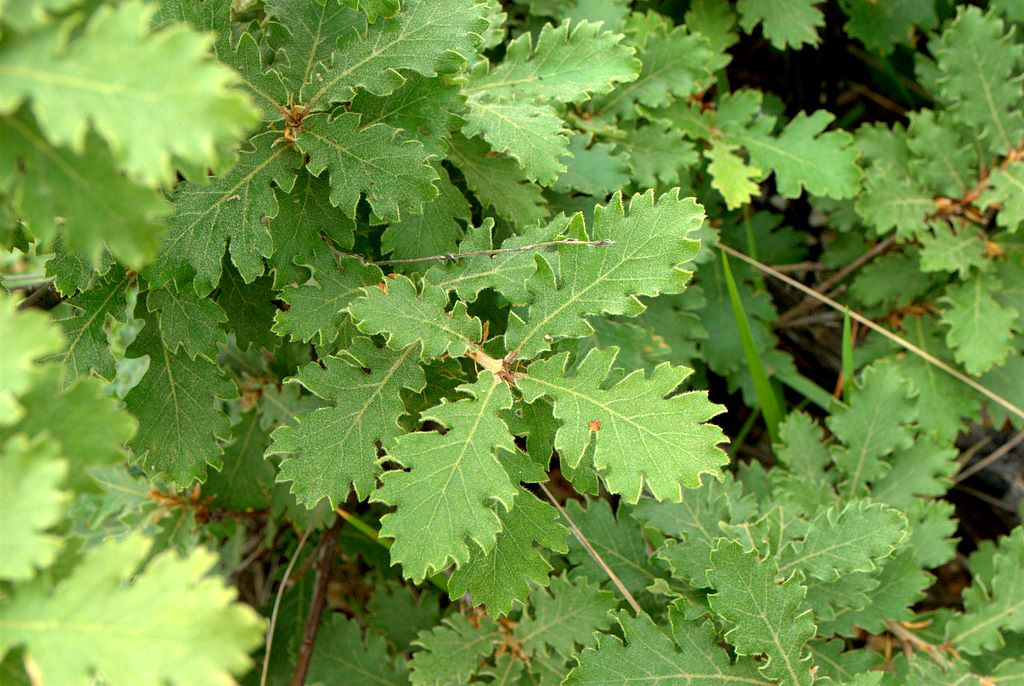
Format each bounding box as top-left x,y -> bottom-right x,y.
148,486 -> 268,523
842,83 -> 909,116
883,620 -> 953,668
846,44 -> 933,100
777,236 -> 895,326
260,526 -> 314,686
927,143 -> 1024,227
955,435 -> 992,469
538,483 -> 642,614
291,517 -> 342,686
368,239 -> 614,266
775,310 -> 843,330
230,541 -> 268,582
15,282 -> 61,311
768,261 -> 825,273
814,237 -> 896,298
953,483 -> 1019,514
780,144 -> 1022,327
718,243 -> 1024,424
955,430 -> 1024,484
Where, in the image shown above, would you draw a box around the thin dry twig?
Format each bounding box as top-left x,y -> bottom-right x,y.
955,430 -> 1024,484
538,483 -> 642,614
719,243 -> 1024,424
260,525 -> 314,686
955,435 -> 993,469
883,620 -> 955,669
768,261 -> 826,273
369,238 -> 615,266
777,236 -> 895,325
230,540 -> 269,582
15,282 -> 61,311
953,483 -> 1020,513
817,236 -> 897,297
946,483 -> 1019,516
775,310 -> 844,330
841,83 -> 909,116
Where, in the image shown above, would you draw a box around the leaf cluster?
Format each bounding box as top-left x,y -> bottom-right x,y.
2,1 -> 1023,685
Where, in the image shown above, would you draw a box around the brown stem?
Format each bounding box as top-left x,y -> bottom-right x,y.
840,83 -> 908,116
776,236 -> 895,326
768,261 -> 825,273
15,282 -> 63,311
291,517 -> 342,686
955,430 -> 1024,483
779,142 -> 1023,328
953,482 -> 1020,514
846,44 -> 933,100
775,310 -> 843,330
883,620 -> 952,668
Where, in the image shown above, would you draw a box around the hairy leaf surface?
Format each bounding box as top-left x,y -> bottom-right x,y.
0,296 -> 64,423
274,252 -> 382,347
506,189 -> 704,359
0,1 -> 257,184
448,489 -> 568,614
301,0 -> 489,107
350,275 -> 483,360
708,541 -> 815,686
124,310 -> 236,485
0,111 -> 168,267
567,610 -> 766,685
0,536 -> 263,685
298,113 -> 439,221
374,373 -> 517,582
148,132 -> 301,297
269,338 -> 425,506
521,347 -> 727,501
466,20 -> 639,104
409,614 -> 500,686
0,434 -> 67,581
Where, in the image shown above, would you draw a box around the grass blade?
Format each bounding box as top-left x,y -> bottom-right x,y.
777,370 -> 844,413
718,242 -> 1024,424
720,251 -> 783,442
